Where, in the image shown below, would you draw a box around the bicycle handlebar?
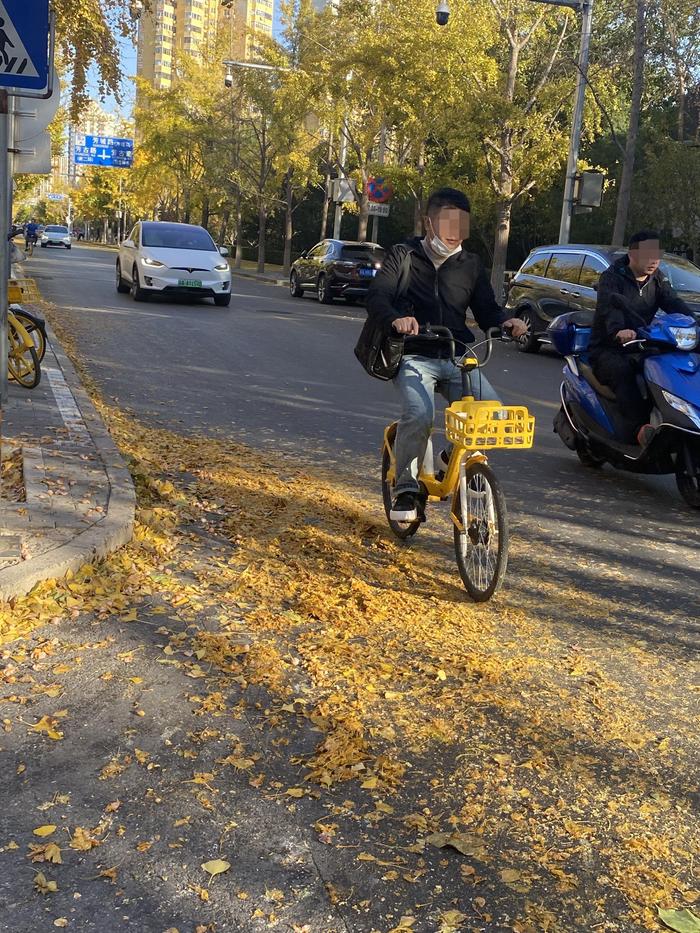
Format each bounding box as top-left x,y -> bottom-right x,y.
418,324 -> 510,368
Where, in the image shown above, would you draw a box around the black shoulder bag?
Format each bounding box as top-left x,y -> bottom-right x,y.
353,250 -> 412,381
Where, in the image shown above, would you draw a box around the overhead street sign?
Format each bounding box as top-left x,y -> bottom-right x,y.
74,135 -> 134,169
0,0 -> 50,90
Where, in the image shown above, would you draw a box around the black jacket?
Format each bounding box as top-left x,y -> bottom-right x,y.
366,238 -> 505,358
589,255 -> 690,359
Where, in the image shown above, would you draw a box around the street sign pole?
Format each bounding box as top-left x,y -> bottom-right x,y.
0,90 -> 9,411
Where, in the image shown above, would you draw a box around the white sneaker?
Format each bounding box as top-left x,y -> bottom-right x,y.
389,492 -> 418,522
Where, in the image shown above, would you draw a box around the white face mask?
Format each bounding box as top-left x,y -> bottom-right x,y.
426,219 -> 462,259
429,233 -> 462,259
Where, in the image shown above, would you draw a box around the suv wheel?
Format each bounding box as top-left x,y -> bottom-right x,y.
317,274 -> 334,304
516,309 -> 542,353
290,271 -> 303,298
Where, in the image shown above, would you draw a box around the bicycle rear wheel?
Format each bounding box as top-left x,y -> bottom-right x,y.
381,445 -> 422,540
8,321 -> 41,388
453,460 -> 508,601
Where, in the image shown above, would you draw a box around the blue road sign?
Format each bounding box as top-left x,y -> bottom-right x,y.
74,135 -> 134,169
0,0 -> 50,90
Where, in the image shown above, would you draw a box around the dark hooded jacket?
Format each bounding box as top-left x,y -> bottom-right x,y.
589,255 -> 690,359
366,237 -> 505,358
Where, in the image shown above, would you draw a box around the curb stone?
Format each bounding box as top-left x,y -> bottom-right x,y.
0,321 -> 136,602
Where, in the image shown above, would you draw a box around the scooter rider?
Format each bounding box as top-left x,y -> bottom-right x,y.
366,187 -> 526,522
589,230 -> 692,446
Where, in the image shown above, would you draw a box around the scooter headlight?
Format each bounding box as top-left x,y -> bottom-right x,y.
668,325 -> 698,350
661,390 -> 700,430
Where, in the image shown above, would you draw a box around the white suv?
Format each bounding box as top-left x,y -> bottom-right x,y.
116,221 -> 232,307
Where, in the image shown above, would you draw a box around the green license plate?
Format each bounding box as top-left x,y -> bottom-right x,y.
178,279 -> 202,288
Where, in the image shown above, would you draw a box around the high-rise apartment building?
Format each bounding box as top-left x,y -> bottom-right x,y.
136,0 -> 275,90
222,0 -> 275,59
136,0 -> 220,90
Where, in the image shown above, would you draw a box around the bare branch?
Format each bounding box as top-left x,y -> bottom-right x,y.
524,16 -> 570,114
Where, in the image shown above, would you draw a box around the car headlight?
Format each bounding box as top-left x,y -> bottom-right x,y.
142,257 -> 165,267
669,325 -> 698,350
662,390 -> 700,429
214,262 -> 229,271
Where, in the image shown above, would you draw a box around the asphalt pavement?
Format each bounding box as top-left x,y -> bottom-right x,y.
30,244 -> 700,635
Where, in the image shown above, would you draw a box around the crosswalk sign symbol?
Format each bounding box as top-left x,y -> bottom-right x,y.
0,0 -> 49,90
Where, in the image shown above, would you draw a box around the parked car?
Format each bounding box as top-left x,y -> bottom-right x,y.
505,244 -> 700,352
289,239 -> 385,304
116,221 -> 231,306
41,225 -> 71,249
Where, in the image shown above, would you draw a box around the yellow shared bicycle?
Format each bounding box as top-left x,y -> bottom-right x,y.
7,309 -> 41,389
381,325 -> 534,601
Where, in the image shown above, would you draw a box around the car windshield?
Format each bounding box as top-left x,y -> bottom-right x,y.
659,256 -> 700,294
142,224 -> 216,251
46,226 -> 68,233
340,245 -> 385,261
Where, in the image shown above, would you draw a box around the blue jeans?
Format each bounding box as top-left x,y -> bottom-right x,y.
392,355 -> 498,495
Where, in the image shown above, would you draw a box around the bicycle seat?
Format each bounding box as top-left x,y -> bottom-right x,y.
578,361 -> 616,401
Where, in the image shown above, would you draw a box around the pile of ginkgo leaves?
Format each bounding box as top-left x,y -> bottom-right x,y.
1,389 -> 698,933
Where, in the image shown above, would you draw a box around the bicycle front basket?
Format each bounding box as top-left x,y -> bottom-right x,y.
445,400 -> 535,450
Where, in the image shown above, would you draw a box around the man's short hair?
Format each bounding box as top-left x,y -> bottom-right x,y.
629,230 -> 661,249
426,187 -> 471,216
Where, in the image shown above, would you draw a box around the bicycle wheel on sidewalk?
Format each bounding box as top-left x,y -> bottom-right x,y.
8,318 -> 41,389
11,308 -> 46,362
453,459 -> 508,601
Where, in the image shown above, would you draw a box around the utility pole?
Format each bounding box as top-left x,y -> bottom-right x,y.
0,91 -> 9,410
333,118 -> 349,239
370,123 -> 387,243
558,0 -> 593,244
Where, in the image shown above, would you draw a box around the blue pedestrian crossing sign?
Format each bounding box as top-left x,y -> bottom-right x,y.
0,0 -> 50,89
74,135 -> 135,169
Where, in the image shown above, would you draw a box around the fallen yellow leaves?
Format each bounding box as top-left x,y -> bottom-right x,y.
34,871 -> 57,894
33,825 -> 56,837
30,715 -> 63,741
201,858 -> 230,877
70,827 -> 101,851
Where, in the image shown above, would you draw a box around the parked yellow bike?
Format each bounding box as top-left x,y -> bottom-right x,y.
381,325 -> 534,601
8,309 -> 41,388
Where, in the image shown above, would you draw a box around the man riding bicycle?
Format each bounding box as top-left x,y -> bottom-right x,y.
24,218 -> 40,251
366,187 -> 526,522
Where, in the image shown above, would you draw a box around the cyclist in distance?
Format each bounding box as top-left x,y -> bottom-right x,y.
366,187 -> 527,522
24,218 -> 40,251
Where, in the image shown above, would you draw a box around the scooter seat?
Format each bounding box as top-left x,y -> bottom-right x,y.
579,362 -> 617,401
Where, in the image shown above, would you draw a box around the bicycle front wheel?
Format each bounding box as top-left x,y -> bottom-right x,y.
11,310 -> 46,362
8,321 -> 41,388
453,460 -> 508,601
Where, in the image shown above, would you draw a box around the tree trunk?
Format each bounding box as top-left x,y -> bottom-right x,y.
612,0 -> 645,245
413,143 -> 425,236
257,197 -> 266,273
201,196 -> 210,230
490,41 -> 519,297
491,199 -> 512,303
676,71 -> 686,141
218,208 -> 230,247
283,169 -> 293,276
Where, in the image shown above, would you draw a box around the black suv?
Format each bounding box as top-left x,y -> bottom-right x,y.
289,239 -> 385,304
505,244 -> 700,353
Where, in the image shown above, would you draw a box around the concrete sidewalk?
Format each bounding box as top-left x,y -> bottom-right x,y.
0,308 -> 135,601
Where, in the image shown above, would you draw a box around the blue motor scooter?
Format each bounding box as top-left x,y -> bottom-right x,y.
551,310 -> 700,509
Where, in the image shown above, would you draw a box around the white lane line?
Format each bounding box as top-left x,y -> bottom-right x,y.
44,366 -> 92,442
